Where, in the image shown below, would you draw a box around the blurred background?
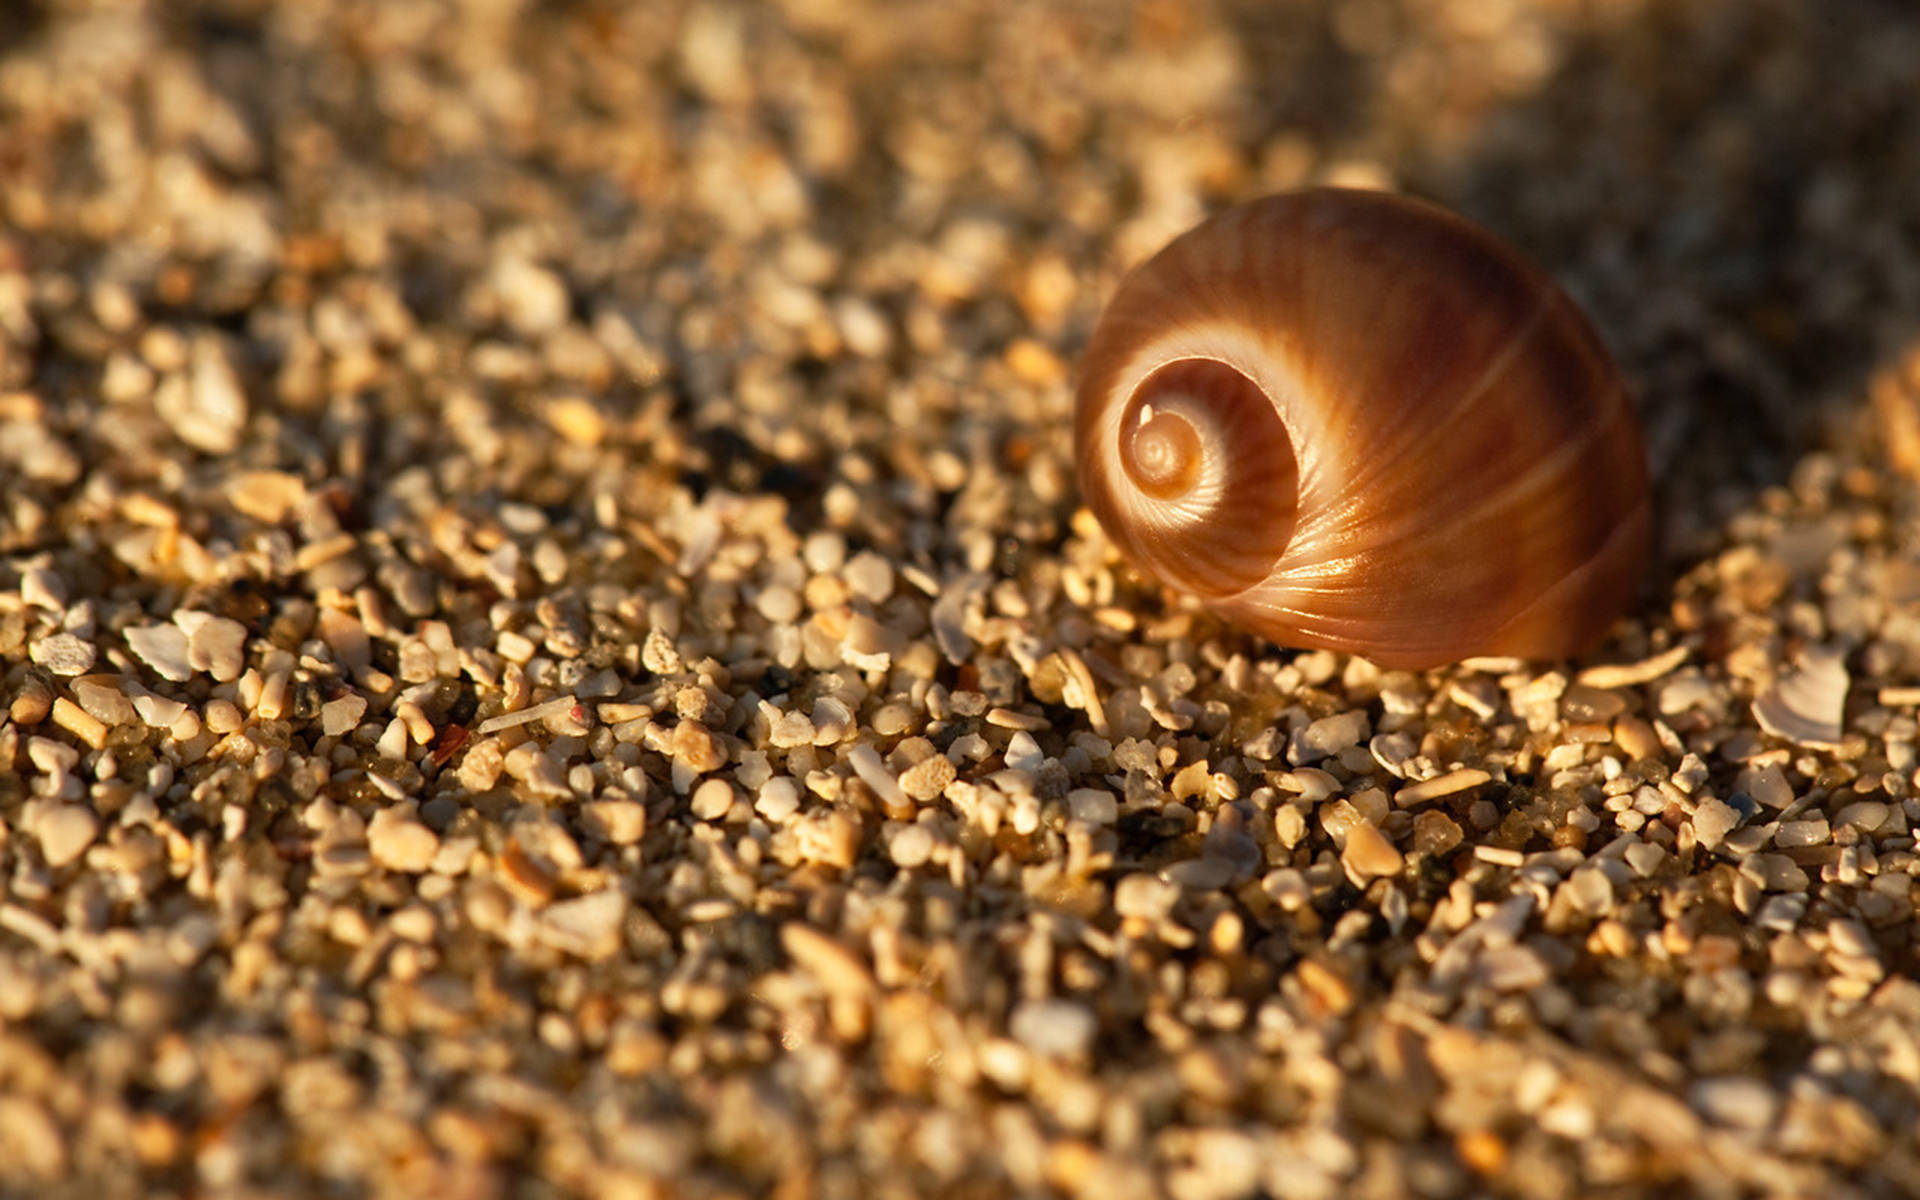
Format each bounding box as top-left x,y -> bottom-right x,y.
4,0 -> 1919,567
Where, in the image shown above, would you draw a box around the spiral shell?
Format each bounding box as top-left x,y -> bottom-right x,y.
1075,188 -> 1650,669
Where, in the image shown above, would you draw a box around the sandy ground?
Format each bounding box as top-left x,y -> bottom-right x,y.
3,0 -> 1920,1196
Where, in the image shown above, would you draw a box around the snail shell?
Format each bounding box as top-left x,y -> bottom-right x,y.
1075,188 -> 1650,669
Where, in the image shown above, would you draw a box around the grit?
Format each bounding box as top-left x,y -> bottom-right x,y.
3,0 -> 1920,1197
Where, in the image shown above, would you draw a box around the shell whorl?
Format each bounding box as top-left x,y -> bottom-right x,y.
1074,188 -> 1651,669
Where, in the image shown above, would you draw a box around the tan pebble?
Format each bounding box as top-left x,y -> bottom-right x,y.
1612,715 -> 1660,760
581,798 -> 646,845
204,699 -> 245,735
458,737 -> 506,791
888,823 -> 935,869
672,720 -> 725,772
1170,759 -> 1212,801
1395,768 -> 1491,807
226,470 -> 307,523
689,778 -> 735,820
367,805 -> 439,873
497,839 -> 558,905
125,624 -> 192,682
1004,337 -> 1065,385
1456,1129 -> 1507,1174
897,753 -> 956,801
10,676 -> 52,725
1294,958 -> 1354,1015
781,923 -> 875,998
1342,821 -> 1404,879
129,1113 -> 180,1167
36,804 -> 99,868
841,550 -> 894,603
182,614 -> 248,682
986,707 -> 1049,731
49,697 -> 108,750
538,889 -> 627,960
389,904 -> 438,943
795,809 -> 860,869
544,395 -> 608,446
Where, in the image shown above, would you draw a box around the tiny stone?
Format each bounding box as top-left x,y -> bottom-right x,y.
1691,797 -> 1741,850
320,695 -> 368,738
1737,762 -> 1794,809
538,889 -> 627,961
156,335 -> 248,453
888,823 -> 934,868
672,721 -> 725,773
1067,788 -> 1117,825
1690,1077 -> 1778,1131
1113,873 -> 1178,921
126,625 -> 193,682
29,632 -> 95,676
36,804 -> 99,868
19,567 -> 67,611
1342,821 -> 1404,880
1411,810 -> 1463,857
183,615 -> 248,682
1292,710 -> 1370,763
1623,840 -> 1666,877
1008,999 -> 1095,1058
581,798 -> 646,845
755,585 -> 802,625
367,805 -> 440,873
898,753 -> 956,801
843,551 -> 895,603
131,691 -> 189,729
756,776 -> 803,822
69,678 -> 135,727
690,778 -> 735,820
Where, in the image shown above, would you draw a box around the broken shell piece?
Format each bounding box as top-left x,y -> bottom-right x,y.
1752,646 -> 1847,748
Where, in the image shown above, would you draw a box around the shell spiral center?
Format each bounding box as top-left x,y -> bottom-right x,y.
1107,358 -> 1298,599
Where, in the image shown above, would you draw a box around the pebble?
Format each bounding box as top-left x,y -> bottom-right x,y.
1292,710 -> 1370,763
320,695 -> 368,737
1008,999 -> 1096,1058
756,776 -> 802,823
366,806 -> 440,874
154,335 -> 248,454
1691,797 -> 1741,850
28,633 -> 94,676
1342,821 -> 1404,880
1395,768 -> 1491,807
35,805 -> 98,868
181,614 -> 249,682
1689,1077 -> 1778,1131
888,823 -> 935,868
898,753 -> 956,801
690,778 -> 736,820
843,551 -> 895,603
68,678 -> 135,726
537,889 -> 627,961
125,625 -> 193,682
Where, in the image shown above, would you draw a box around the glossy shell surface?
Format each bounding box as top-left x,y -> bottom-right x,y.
1075,188 -> 1651,669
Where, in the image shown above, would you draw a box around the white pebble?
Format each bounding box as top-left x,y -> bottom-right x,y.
29,633 -> 95,676
126,624 -> 193,682
1008,999 -> 1095,1058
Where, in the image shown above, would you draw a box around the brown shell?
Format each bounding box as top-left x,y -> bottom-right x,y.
1075,188 -> 1650,669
